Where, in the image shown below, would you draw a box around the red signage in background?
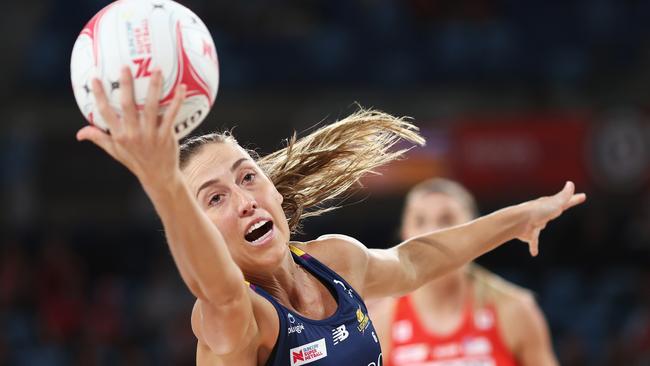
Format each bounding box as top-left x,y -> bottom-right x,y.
363,111 -> 648,198
449,112 -> 591,198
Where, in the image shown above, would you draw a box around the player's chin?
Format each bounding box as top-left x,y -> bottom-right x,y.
244,248 -> 287,275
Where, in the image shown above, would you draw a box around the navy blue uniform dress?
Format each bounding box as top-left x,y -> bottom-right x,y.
250,245 -> 383,366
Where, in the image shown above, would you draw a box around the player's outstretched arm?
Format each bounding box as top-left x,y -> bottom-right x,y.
76,67 -> 261,355
362,182 -> 586,299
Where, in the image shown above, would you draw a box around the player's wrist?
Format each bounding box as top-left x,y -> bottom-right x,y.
140,168 -> 186,203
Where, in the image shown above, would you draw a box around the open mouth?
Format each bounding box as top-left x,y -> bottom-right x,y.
245,220 -> 274,244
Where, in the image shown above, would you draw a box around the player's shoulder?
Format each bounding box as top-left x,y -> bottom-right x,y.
496,287 -> 539,325
478,275 -> 539,325
313,233 -> 366,247
469,265 -> 534,307
496,281 -> 535,306
297,233 -> 368,260
468,266 -> 552,353
293,234 -> 370,286
485,278 -> 551,352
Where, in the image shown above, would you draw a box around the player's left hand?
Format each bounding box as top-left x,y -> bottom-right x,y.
517,181 -> 586,256
76,66 -> 186,188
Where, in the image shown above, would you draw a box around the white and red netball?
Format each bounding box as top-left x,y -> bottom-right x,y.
70,0 -> 219,139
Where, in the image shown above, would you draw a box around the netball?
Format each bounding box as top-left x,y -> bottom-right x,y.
70,0 -> 219,139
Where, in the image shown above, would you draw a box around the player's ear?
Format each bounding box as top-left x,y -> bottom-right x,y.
272,186 -> 283,205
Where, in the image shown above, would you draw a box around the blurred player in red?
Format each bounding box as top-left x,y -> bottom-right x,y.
371,178 -> 559,366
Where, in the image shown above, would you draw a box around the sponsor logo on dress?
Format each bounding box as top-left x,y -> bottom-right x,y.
290,338 -> 328,366
463,336 -> 492,356
429,337 -> 493,361
287,313 -> 305,334
356,306 -> 370,333
288,323 -> 305,334
392,320 -> 413,343
432,342 -> 462,358
333,279 -> 355,298
474,308 -> 495,330
393,344 -> 428,364
332,324 -> 349,345
396,339 -> 494,366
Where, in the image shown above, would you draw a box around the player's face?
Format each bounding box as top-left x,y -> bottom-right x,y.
182,142 -> 291,274
401,192 -> 473,240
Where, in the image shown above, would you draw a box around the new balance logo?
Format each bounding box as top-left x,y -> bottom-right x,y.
332,325 -> 349,345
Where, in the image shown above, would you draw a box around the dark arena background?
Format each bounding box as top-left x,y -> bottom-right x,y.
1,1 -> 650,365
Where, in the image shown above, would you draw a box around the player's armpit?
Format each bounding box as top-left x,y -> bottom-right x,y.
190,286 -> 273,357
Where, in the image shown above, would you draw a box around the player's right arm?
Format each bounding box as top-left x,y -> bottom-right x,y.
76,67 -> 275,357
151,173 -> 261,354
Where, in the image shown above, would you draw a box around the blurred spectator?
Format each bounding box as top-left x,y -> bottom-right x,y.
37,237 -> 85,342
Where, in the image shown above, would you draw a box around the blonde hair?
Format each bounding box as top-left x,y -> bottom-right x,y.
404,178 -> 479,220
466,264 -> 532,307
180,108 -> 425,233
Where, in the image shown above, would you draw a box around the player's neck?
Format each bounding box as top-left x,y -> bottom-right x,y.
413,269 -> 468,314
254,251 -> 335,319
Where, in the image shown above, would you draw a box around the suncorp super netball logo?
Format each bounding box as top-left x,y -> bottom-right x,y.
290,338 -> 328,366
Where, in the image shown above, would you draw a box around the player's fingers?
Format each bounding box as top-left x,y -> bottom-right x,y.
160,84 -> 186,137
119,66 -> 139,134
555,181 -> 574,202
76,125 -> 117,158
528,228 -> 540,256
565,193 -> 587,210
91,79 -> 121,135
143,69 -> 163,130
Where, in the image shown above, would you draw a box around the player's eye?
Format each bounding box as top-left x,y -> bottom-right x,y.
209,194 -> 224,206
242,172 -> 255,184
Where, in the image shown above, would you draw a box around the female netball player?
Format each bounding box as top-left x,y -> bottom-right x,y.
76,68 -> 584,365
370,178 -> 559,366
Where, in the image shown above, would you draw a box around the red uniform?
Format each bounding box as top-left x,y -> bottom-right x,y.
388,293 -> 518,366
